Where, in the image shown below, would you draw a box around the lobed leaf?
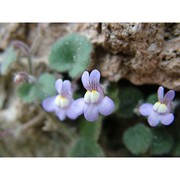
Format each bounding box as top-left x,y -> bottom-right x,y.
17,83 -> 37,103
36,73 -> 56,100
49,33 -> 92,78
17,73 -> 56,103
149,128 -> 174,156
70,137 -> 105,157
123,123 -> 153,155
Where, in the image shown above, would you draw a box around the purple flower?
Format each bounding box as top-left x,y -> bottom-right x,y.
70,69 -> 115,121
139,86 -> 175,127
42,79 -> 77,121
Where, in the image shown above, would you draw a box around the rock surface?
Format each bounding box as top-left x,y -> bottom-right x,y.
71,23 -> 180,91
0,23 -> 179,90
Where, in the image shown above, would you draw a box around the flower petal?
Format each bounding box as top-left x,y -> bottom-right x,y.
98,96 -> 114,116
67,98 -> 85,119
61,80 -> 72,96
89,69 -> 100,90
159,113 -> 174,125
139,103 -> 153,116
55,79 -> 63,94
66,98 -> 85,119
164,90 -> 175,103
81,71 -> 90,90
97,85 -> 104,95
166,102 -> 172,114
42,96 -> 57,112
84,104 -> 99,121
55,109 -> 66,121
147,111 -> 160,127
158,86 -> 164,102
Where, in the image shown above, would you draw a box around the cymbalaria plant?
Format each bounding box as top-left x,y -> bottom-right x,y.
139,86 -> 175,127
4,27 -> 179,157
69,69 -> 115,121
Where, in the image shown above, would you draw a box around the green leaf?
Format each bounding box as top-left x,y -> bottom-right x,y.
79,117 -> 103,141
149,128 -> 174,156
70,137 -> 105,157
123,123 -> 153,155
118,86 -> 143,118
146,94 -> 158,104
172,143 -> 180,156
172,130 -> 180,156
17,83 -> 37,103
49,33 -> 92,78
0,46 -> 17,75
17,73 -> 56,103
36,73 -> 56,100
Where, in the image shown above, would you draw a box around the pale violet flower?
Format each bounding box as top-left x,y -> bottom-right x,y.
139,86 -> 175,127
42,79 -> 77,121
70,69 -> 115,121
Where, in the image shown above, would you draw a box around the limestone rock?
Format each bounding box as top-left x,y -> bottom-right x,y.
72,23 -> 180,90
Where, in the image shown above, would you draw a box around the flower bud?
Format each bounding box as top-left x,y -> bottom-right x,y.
13,72 -> 36,84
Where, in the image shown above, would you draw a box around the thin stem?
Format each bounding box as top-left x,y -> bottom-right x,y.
21,112 -> 44,131
28,24 -> 48,75
27,54 -> 33,75
29,23 -> 48,56
11,40 -> 33,75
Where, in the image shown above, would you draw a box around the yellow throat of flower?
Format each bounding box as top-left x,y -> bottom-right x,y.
153,101 -> 168,114
55,95 -> 69,108
84,90 -> 100,104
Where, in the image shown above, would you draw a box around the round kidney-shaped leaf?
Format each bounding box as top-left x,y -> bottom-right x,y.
70,137 -> 104,157
123,123 -> 153,155
49,33 -> 92,78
